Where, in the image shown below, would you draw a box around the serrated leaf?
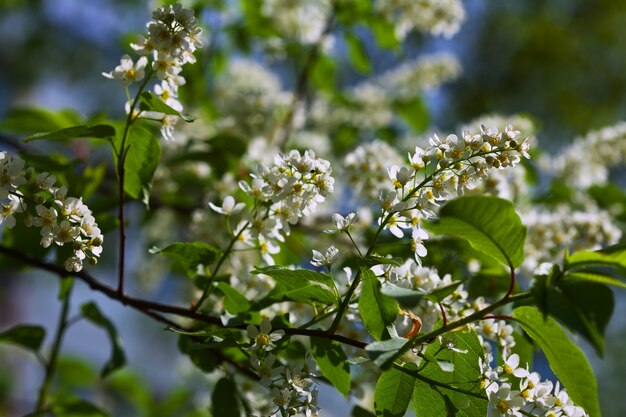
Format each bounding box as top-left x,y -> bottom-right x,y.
0,324 -> 45,352
406,328 -> 487,417
311,338 -> 351,397
80,302 -> 126,377
211,377 -> 240,417
153,242 -> 220,274
23,124 -> 115,142
217,282 -> 251,315
359,269 -> 399,341
513,306 -> 600,417
139,91 -> 195,122
345,32 -> 371,73
253,265 -> 336,289
374,367 -> 415,417
283,285 -> 337,304
425,196 -> 526,268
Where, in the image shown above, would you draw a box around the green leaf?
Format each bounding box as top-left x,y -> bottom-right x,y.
178,335 -> 217,373
23,124 -> 116,142
356,256 -> 404,269
565,271 -> 626,288
566,244 -> 626,279
283,285 -> 337,305
253,265 -> 336,289
153,242 -> 220,274
345,32 -> 371,73
359,269 -> 399,341
393,98 -> 429,133
310,338 -> 351,397
544,280 -> 614,357
366,338 -> 411,368
139,91 -> 195,122
413,383 -> 449,417
0,107 -> 82,134
217,282 -> 251,315
80,302 -> 126,377
0,324 -> 45,352
513,306 -> 600,417
352,405 -> 376,417
374,367 -> 415,417
116,126 -> 161,204
407,328 -> 487,417
52,396 -> 111,417
380,284 -> 426,308
211,377 -> 240,417
311,54 -> 337,93
425,196 -> 527,268
368,17 -> 399,49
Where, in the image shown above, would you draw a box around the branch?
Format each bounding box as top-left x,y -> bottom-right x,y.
0,244 -> 368,351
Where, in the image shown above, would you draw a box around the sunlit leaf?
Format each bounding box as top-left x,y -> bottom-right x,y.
425,196 -> 526,268
311,338 -> 351,397
359,269 -> 399,340
374,367 -> 415,417
513,306 -> 600,417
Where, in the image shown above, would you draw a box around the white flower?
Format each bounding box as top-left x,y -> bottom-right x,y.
324,212 -> 357,233
208,195 -> 244,216
310,246 -> 339,267
488,383 -> 525,416
1,194 -> 24,229
247,318 -> 285,352
499,354 -> 529,379
102,55 -> 148,87
250,353 -> 283,386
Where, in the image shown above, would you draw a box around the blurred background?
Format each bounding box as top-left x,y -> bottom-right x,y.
2,0 -> 626,416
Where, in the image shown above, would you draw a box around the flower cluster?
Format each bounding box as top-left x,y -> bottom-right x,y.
521,204 -> 622,272
246,319 -> 319,416
377,52 -> 462,100
481,353 -> 588,417
377,125 -> 530,263
542,121 -> 626,189
344,140 -> 404,200
261,0 -> 332,45
375,0 -> 466,39
215,58 -> 292,137
0,152 -> 103,272
103,3 -> 203,140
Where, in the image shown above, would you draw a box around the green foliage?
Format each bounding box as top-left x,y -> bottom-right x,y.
409,328 -> 487,417
22,124 -> 116,143
80,302 -> 127,378
513,306 -> 601,417
211,377 -> 241,417
311,338 -> 351,397
152,242 -> 221,275
0,324 -> 45,352
52,396 -> 111,417
345,32 -> 371,74
253,266 -> 339,305
0,107 -> 82,134
139,92 -> 195,122
374,367 -> 415,417
358,269 -> 399,341
112,125 -> 161,204
426,196 -> 527,268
